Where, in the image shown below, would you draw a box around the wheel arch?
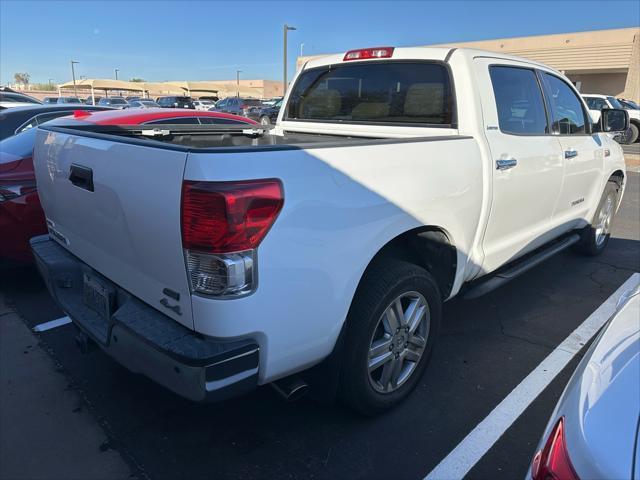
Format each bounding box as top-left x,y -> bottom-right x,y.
609,169 -> 625,187
356,226 -> 458,301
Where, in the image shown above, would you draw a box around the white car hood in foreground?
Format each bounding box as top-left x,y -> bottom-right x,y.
563,288 -> 640,479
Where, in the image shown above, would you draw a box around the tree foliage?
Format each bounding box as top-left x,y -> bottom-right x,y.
13,72 -> 30,85
129,78 -> 145,83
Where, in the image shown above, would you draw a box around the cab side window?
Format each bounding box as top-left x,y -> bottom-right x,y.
540,73 -> 588,135
489,66 -> 548,135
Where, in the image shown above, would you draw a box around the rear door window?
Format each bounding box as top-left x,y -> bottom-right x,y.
286,61 -> 453,125
489,66 -> 548,135
145,117 -> 200,125
197,117 -> 247,125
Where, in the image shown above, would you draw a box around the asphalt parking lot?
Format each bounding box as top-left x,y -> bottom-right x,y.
1,171 -> 638,480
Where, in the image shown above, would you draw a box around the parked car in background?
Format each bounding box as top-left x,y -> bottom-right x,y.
157,96 -> 195,109
213,97 -> 262,117
261,97 -> 283,106
0,106 -> 111,263
528,282 -> 640,480
0,91 -> 42,109
618,98 -> 639,110
30,47 -> 629,414
0,104 -> 111,141
0,108 -> 254,264
43,97 -> 60,104
55,96 -> 84,105
198,95 -> 219,102
583,94 -> 640,143
84,96 -> 103,105
250,98 -> 283,125
97,97 -> 129,109
127,99 -> 160,109
193,99 -> 216,111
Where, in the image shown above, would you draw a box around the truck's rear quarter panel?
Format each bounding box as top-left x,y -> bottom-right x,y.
185,137 -> 482,381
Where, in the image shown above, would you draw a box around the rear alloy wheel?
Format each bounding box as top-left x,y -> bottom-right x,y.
367,291 -> 430,393
339,259 -> 441,415
260,116 -> 271,125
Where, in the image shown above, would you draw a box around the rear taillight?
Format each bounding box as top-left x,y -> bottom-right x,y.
343,47 -> 394,61
181,179 -> 283,297
531,417 -> 579,480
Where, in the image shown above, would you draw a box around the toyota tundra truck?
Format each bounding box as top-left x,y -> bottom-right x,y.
30,47 -> 629,414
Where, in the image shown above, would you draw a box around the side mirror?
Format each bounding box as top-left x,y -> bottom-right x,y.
600,108 -> 629,133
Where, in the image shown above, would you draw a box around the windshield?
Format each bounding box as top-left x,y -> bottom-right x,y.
286,61 -> 453,125
606,96 -> 624,109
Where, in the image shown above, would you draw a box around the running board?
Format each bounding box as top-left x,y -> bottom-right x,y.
463,234 -> 581,300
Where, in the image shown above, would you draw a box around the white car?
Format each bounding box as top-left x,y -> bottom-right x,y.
127,100 -> 160,109
31,46 -> 629,414
528,282 -> 640,480
193,99 -> 216,111
583,93 -> 640,143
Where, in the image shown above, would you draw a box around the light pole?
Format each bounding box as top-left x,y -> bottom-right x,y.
300,43 -> 305,57
114,68 -> 119,80
236,69 -> 242,97
283,24 -> 297,95
70,60 -> 79,98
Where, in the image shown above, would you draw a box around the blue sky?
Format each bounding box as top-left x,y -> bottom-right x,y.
1,0 -> 639,84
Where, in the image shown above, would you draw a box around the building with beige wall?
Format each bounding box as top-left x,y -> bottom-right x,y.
297,27 -> 640,102
15,78 -> 283,101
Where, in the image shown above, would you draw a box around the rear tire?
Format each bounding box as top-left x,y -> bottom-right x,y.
260,116 -> 271,125
573,181 -> 619,256
338,259 -> 441,415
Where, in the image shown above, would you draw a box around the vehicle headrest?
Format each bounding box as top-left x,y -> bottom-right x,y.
301,89 -> 341,118
404,83 -> 444,117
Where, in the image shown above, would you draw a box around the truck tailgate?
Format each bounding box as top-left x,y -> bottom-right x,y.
33,129 -> 193,329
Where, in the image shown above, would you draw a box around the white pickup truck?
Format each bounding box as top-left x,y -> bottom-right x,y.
31,47 -> 629,414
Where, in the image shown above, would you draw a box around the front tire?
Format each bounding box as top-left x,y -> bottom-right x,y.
339,259 -> 441,415
573,181 -> 619,256
627,123 -> 639,144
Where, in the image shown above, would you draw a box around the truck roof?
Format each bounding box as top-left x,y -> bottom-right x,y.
301,46 -> 560,75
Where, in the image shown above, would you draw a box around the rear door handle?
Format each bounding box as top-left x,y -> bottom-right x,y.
69,164 -> 94,192
496,158 -> 518,170
564,149 -> 578,159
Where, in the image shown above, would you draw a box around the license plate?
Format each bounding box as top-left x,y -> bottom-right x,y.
83,273 -> 113,320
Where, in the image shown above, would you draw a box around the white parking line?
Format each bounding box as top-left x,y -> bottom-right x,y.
424,272 -> 640,480
32,316 -> 71,332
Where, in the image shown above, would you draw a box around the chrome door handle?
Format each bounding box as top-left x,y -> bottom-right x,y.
496,158 -> 518,170
564,149 -> 578,159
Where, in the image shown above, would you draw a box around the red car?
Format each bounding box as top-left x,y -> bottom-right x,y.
0,109 -> 256,264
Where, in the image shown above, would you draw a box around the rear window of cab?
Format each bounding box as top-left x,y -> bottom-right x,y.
285,61 -> 454,126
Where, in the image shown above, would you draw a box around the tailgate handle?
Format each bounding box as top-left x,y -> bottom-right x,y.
69,164 -> 94,192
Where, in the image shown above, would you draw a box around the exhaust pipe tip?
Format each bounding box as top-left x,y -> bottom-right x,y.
271,376 -> 309,402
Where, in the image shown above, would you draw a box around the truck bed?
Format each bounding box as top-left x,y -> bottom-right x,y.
39,122 -> 460,151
